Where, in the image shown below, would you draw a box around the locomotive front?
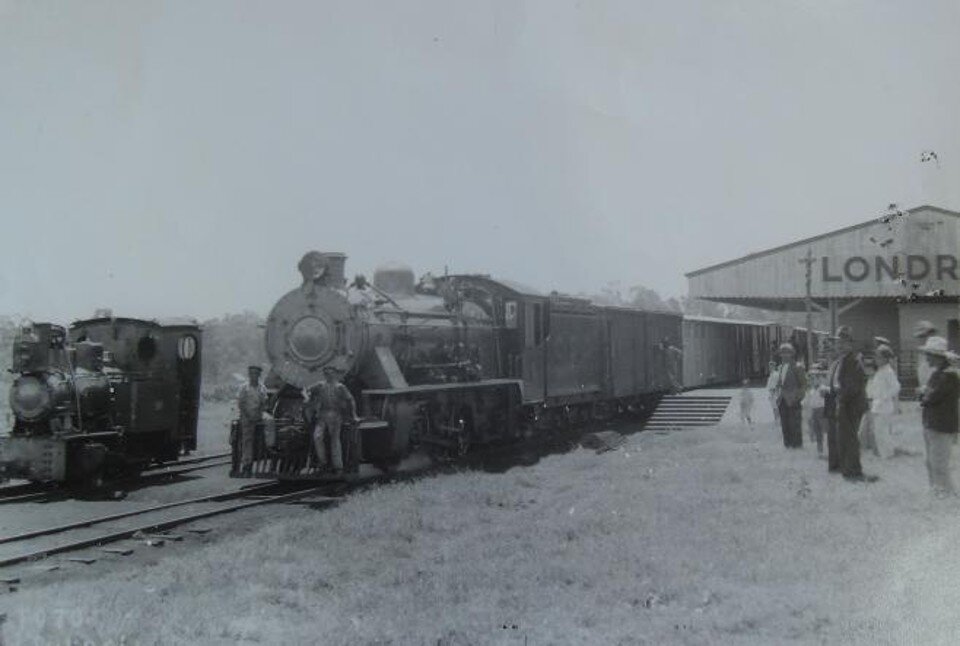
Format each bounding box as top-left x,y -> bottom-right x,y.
265,252 -> 361,390
2,323 -> 115,481
264,251 -> 495,394
1,317 -> 203,483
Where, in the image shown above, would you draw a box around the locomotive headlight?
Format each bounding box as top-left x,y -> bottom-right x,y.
287,316 -> 332,363
10,376 -> 52,421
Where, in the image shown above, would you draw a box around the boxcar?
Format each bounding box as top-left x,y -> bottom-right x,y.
682,316 -> 775,388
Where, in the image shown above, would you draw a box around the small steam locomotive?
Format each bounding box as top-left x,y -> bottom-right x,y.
1,316 -> 202,484
234,251 -> 682,478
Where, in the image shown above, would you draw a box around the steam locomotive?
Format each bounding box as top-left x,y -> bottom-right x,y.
235,251 -> 683,478
0,316 -> 202,484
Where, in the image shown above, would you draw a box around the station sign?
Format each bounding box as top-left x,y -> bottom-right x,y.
820,254 -> 959,283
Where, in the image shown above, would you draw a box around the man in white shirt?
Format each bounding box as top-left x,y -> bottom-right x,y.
868,345 -> 901,459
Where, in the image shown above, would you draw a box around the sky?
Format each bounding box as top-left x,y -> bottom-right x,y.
1,0 -> 959,322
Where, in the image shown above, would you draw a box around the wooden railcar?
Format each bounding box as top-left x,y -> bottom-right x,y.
682,316 -> 772,387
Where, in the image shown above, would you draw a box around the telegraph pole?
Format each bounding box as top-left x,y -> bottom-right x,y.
799,248 -> 816,368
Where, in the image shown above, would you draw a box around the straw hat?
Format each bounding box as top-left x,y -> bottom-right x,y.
918,336 -> 949,357
873,336 -> 891,346
778,343 -> 795,355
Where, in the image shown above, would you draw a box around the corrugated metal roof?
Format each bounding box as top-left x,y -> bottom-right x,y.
685,204 -> 960,278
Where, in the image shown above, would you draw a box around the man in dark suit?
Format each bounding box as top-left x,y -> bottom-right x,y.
918,336 -> 959,496
825,326 -> 869,480
776,343 -> 806,448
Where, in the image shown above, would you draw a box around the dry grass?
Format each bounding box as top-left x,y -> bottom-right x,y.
2,393 -> 960,645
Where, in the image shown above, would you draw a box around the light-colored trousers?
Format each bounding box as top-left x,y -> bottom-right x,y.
923,428 -> 956,494
871,413 -> 897,459
859,412 -> 878,455
313,411 -> 343,471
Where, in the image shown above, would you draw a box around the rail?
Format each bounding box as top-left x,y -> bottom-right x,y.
0,484 -> 338,569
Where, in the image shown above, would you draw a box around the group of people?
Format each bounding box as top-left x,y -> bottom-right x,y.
744,321 -> 960,494
235,362 -> 359,477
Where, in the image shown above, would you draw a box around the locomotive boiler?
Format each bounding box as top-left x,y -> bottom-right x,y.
1,316 -> 202,483
235,251 -> 683,479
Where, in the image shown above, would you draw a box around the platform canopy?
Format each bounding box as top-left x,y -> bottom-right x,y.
686,205 -> 960,312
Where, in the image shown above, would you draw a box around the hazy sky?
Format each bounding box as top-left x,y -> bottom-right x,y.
2,0 -> 959,322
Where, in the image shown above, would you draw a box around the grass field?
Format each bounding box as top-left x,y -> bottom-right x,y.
2,392 -> 959,645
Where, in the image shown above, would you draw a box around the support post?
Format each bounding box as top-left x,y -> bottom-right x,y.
799,249 -> 816,368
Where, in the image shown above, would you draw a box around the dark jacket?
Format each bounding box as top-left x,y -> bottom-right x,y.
824,352 -> 867,419
777,363 -> 807,407
921,368 -> 959,434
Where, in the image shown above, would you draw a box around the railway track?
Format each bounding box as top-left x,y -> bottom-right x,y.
0,481 -> 339,570
0,451 -> 233,505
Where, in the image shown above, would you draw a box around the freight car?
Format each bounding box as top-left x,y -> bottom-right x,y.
0,316 -> 202,484
234,252 -> 682,477
682,316 -> 773,388
682,316 -> 829,388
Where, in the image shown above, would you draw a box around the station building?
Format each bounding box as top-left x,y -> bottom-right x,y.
686,204 -> 960,387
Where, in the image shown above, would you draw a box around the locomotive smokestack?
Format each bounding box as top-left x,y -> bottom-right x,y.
297,251 -> 347,289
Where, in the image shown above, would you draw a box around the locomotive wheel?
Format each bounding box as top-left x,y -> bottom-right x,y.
374,459 -> 400,475
591,401 -> 615,423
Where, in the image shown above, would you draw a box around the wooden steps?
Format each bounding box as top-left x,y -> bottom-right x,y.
644,395 -> 732,431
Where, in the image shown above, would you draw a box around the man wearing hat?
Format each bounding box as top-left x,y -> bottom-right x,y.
914,321 -> 939,395
775,343 -> 806,448
237,365 -> 268,477
309,361 -> 358,475
872,336 -> 896,371
918,336 -> 959,496
825,326 -> 868,480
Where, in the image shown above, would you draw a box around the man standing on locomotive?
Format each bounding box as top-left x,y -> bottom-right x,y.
237,365 -> 268,477
309,363 -> 359,475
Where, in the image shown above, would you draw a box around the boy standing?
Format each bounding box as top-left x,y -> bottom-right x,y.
804,369 -> 828,456
739,379 -> 754,428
